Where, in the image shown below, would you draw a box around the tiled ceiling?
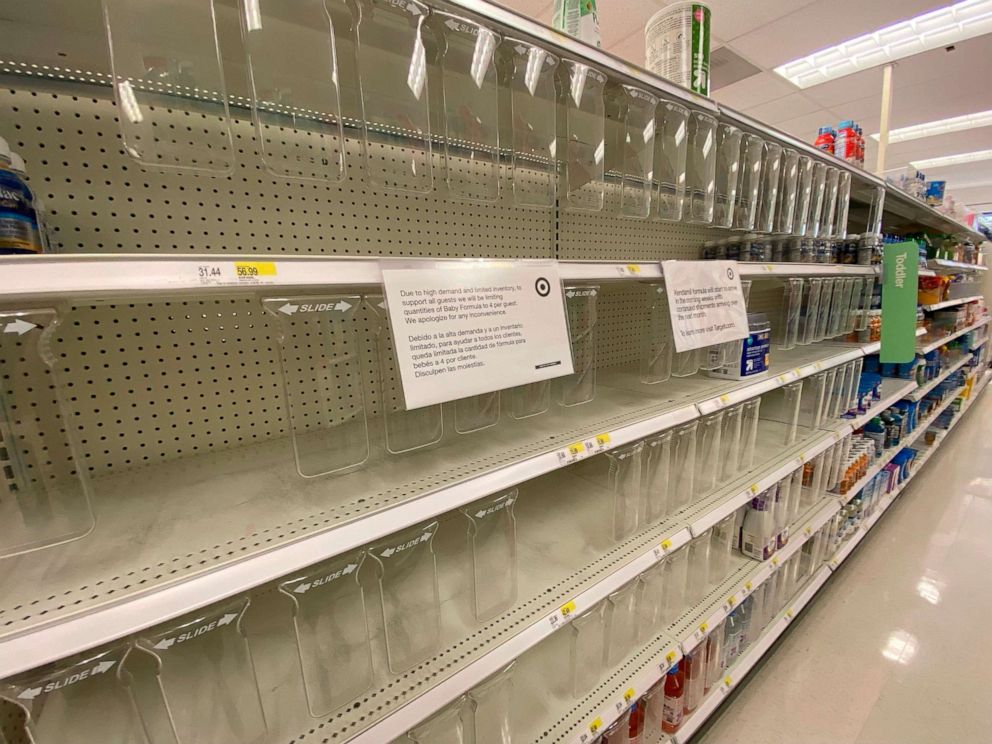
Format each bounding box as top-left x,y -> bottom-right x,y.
502,0 -> 992,215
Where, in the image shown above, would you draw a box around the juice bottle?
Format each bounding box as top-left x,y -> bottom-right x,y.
814,126 -> 835,154
662,662 -> 685,734
628,699 -> 644,744
703,628 -> 724,693
683,644 -> 705,714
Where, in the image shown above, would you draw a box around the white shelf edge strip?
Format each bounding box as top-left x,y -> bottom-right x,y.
971,337 -> 988,352
928,258 -> 988,272
921,295 -> 983,311
672,564 -> 833,744
737,264 -> 876,277
917,317 -> 990,355
907,354 -> 971,401
0,256 -> 878,297
862,327 -> 926,356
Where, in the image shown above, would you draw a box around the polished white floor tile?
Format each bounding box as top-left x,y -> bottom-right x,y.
694,392 -> 992,744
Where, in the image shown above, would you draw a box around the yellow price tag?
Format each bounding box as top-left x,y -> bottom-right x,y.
234,261 -> 277,278
727,594 -> 737,607
804,525 -> 813,536
745,581 -> 753,591
771,556 -> 780,567
589,717 -> 602,734
699,621 -> 708,634
660,539 -> 672,551
595,433 -> 611,447
749,483 -> 759,494
624,688 -> 636,702
666,650 -> 678,664
724,675 -> 733,687
560,600 -> 576,618
785,608 -> 794,619
625,264 -> 642,274
719,394 -> 731,405
567,442 -> 585,456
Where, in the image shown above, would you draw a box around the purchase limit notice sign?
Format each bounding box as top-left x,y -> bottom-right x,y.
382,262 -> 574,409
661,260 -> 749,352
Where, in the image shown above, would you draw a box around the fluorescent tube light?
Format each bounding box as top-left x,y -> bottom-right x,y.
946,179 -> 992,189
911,149 -> 992,168
775,0 -> 992,88
870,109 -> 992,143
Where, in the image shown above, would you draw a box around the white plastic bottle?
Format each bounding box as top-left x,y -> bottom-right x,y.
740,492 -> 776,560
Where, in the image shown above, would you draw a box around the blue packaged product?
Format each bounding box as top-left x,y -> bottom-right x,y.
893,401 -> 913,434
707,313 -> 771,380
857,383 -> 872,414
0,136 -> 42,255
864,417 -> 885,454
862,371 -> 882,400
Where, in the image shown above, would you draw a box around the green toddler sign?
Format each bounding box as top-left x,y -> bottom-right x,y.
880,241 -> 920,363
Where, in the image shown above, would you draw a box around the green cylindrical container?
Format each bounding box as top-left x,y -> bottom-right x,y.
552,0 -> 601,47
645,2 -> 711,96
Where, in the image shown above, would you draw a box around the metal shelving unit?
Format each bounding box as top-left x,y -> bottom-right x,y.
917,316 -> 991,354
921,295 -> 984,311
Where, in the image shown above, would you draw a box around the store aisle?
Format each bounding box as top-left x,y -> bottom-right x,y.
695,391 -> 992,744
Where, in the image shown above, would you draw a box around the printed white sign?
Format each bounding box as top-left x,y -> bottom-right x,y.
382,263 -> 574,409
661,260 -> 749,352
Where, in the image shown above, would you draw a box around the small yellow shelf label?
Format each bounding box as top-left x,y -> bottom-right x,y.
234,261 -> 277,278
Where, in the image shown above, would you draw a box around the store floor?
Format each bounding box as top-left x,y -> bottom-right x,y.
694,391 -> 992,744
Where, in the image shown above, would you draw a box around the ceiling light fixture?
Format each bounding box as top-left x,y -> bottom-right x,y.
911,149 -> 992,168
870,109 -> 992,142
945,179 -> 992,190
774,0 -> 992,89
